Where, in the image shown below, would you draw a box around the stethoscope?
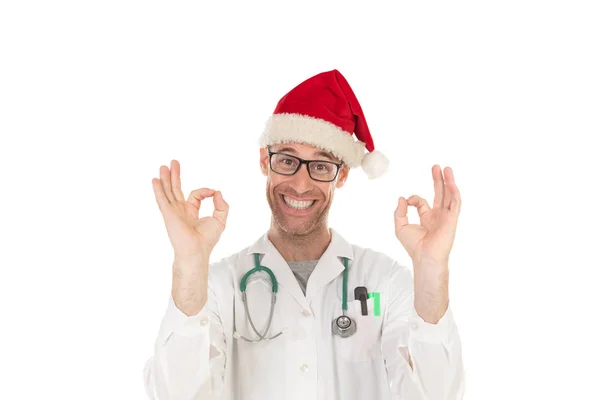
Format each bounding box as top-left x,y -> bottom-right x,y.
233,253 -> 356,342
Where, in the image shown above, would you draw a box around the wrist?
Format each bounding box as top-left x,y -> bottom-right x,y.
415,295 -> 449,324
171,256 -> 209,316
413,262 -> 449,324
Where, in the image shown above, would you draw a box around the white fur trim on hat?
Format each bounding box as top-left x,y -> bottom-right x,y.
259,113 -> 366,168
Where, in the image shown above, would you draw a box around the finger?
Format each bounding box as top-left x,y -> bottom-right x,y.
443,167 -> 461,213
187,188 -> 216,211
407,195 -> 431,218
432,164 -> 445,209
170,160 -> 185,202
152,178 -> 170,212
212,191 -> 229,228
394,196 -> 409,229
160,165 -> 175,204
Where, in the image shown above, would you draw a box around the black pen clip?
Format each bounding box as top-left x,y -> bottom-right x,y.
354,286 -> 368,315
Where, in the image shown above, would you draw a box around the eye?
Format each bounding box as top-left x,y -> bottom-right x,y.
273,154 -> 299,169
310,162 -> 335,176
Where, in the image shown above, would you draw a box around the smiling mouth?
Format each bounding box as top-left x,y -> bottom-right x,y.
281,195 -> 316,210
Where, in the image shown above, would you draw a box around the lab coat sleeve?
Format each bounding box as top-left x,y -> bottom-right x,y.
381,264 -> 465,400
143,273 -> 227,400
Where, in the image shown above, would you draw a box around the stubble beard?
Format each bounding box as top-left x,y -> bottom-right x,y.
266,185 -> 331,238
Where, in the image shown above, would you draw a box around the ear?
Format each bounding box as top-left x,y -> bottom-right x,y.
335,164 -> 350,189
259,147 -> 269,176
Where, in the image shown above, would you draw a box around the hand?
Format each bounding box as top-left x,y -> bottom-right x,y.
394,165 -> 461,266
152,160 -> 229,260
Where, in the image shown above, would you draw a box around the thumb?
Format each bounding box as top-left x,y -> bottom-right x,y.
212,191 -> 229,227
394,197 -> 409,229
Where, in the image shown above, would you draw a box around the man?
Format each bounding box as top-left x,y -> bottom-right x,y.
144,69 -> 465,399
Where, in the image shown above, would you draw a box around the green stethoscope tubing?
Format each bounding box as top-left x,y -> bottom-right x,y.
341,256 -> 348,312
237,253 -> 350,342
240,254 -> 279,292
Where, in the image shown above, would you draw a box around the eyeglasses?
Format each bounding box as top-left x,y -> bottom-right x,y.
267,151 -> 344,182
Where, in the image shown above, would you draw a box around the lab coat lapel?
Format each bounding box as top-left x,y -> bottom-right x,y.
246,232 -> 311,310
305,228 -> 354,305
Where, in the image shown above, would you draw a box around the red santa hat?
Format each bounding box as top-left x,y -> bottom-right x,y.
259,69 -> 389,179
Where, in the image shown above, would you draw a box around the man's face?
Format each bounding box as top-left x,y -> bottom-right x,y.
260,142 -> 350,236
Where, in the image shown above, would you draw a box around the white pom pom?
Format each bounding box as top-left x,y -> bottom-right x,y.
361,150 -> 389,179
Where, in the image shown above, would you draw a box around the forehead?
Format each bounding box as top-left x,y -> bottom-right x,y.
270,142 -> 339,161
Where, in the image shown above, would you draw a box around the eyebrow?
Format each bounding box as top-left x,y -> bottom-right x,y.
274,146 -> 339,162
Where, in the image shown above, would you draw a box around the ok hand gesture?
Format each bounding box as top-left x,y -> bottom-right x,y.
152,160 -> 229,260
394,165 -> 461,266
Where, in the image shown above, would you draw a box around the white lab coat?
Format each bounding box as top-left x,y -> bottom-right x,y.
143,228 -> 465,400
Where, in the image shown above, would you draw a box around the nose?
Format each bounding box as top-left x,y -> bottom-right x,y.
289,163 -> 313,193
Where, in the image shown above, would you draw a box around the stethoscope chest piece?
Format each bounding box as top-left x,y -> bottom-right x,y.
332,315 -> 356,338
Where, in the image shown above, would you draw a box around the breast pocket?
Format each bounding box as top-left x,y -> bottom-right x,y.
335,297 -> 384,363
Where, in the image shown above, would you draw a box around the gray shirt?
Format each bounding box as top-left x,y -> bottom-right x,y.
287,260 -> 319,295
258,254 -> 318,296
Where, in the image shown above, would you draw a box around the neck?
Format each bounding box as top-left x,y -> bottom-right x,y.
268,223 -> 332,262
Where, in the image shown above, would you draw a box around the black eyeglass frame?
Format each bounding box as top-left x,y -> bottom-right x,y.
267,150 -> 345,182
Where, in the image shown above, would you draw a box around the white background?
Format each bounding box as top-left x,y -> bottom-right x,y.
1,1 -> 599,399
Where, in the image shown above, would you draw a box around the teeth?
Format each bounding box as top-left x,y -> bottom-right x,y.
283,196 -> 315,210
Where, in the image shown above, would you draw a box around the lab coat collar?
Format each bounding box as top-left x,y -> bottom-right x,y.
246,227 -> 354,308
